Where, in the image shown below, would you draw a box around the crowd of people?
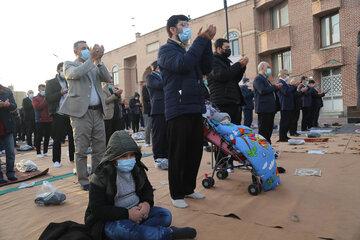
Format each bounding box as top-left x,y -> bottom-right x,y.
0,14 -> 328,240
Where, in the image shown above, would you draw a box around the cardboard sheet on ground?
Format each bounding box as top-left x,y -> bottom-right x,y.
1,147 -> 360,239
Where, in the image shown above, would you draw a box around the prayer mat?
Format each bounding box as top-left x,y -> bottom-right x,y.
0,168 -> 49,187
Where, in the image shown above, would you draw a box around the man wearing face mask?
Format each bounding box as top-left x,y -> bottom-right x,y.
207,38 -> 248,125
102,78 -> 123,145
22,90 -> 36,147
32,84 -> 52,158
45,62 -> 75,168
276,69 -> 297,142
158,14 -> 216,208
253,62 -> 283,144
240,78 -> 254,127
60,40 -> 111,191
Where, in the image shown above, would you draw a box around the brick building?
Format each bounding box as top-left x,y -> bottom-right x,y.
102,0 -> 360,116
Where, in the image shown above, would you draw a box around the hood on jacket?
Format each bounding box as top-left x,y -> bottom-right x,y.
98,130 -> 142,169
134,92 -> 140,98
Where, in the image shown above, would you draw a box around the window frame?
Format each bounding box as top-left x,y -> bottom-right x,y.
228,32 -> 240,56
270,1 -> 289,30
320,12 -> 340,48
272,50 -> 292,77
112,65 -> 119,85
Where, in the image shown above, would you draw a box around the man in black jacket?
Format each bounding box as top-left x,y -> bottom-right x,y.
142,80 -> 151,147
45,62 -> 75,168
207,38 -> 248,125
22,90 -> 35,147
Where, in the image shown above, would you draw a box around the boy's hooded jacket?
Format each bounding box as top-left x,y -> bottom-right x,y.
85,130 -> 154,240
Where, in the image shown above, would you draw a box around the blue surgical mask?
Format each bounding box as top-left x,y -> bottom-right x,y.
265,68 -> 272,76
108,84 -> 113,89
116,158 -> 136,172
29,93 -> 34,99
80,49 -> 90,61
40,91 -> 45,96
178,28 -> 191,42
204,80 -> 208,86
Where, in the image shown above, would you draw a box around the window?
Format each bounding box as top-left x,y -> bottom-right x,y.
112,65 -> 119,85
229,32 -> 239,56
271,1 -> 289,29
146,42 -> 159,53
321,13 -> 340,47
272,50 -> 292,77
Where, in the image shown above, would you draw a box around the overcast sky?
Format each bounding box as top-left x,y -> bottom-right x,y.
0,0 -> 244,94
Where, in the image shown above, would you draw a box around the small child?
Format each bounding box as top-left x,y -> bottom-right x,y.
85,130 -> 196,240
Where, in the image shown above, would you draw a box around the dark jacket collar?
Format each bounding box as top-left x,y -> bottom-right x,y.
214,52 -> 232,65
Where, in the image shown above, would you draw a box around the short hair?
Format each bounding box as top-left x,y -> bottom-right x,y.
73,40 -> 86,50
257,61 -> 268,72
214,38 -> 229,49
38,84 -> 45,90
308,80 -> 315,84
242,77 -> 249,83
166,15 -> 189,37
150,61 -> 158,71
57,62 -> 64,71
301,76 -> 307,81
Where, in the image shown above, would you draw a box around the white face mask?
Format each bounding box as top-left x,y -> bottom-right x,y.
246,82 -> 250,87
60,72 -> 65,79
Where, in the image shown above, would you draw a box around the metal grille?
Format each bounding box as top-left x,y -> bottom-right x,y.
321,68 -> 342,98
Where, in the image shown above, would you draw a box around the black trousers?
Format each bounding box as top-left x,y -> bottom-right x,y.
35,122 -> 51,154
216,103 -> 242,125
25,120 -> 35,146
132,114 -> 140,133
312,107 -> 321,127
279,110 -> 292,141
301,107 -> 312,131
243,109 -> 253,127
258,112 -> 276,144
289,109 -> 300,135
52,114 -> 74,163
151,114 -> 168,159
167,114 -> 203,199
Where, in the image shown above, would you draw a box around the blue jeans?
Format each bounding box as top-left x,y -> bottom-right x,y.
105,206 -> 172,240
0,134 -> 15,181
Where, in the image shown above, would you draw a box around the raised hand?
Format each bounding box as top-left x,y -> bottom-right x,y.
198,25 -> 216,41
238,56 -> 249,67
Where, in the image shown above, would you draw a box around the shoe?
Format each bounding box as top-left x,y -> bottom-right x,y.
44,153 -> 52,157
0,179 -> 8,184
290,133 -> 300,137
204,146 -> 212,152
8,176 -> 18,181
277,139 -> 288,142
170,226 -> 197,239
81,184 -> 90,191
53,161 -> 61,168
185,192 -> 205,199
227,168 -> 234,173
37,154 -> 43,158
154,158 -> 168,170
171,198 -> 188,208
145,143 -> 150,147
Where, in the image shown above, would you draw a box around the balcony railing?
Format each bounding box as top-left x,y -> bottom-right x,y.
258,25 -> 291,54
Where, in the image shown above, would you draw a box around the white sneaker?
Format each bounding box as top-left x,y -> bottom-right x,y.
37,154 -> 43,158
227,168 -> 234,173
185,192 -> 205,199
145,144 -> 150,147
171,198 -> 189,208
53,162 -> 61,168
44,153 -> 52,157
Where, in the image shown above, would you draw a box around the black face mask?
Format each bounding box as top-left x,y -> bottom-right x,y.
222,48 -> 231,58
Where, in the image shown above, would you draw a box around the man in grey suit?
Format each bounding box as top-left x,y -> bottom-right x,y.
60,40 -> 111,190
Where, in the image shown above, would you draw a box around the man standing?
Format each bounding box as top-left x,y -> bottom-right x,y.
0,84 -> 18,183
253,62 -> 283,144
207,38 -> 247,125
158,14 -> 216,208
102,78 -> 123,145
129,92 -> 142,133
277,69 -> 297,142
289,77 -> 303,136
45,62 -> 75,168
142,81 -> 152,147
60,41 -> 111,191
312,81 -> 328,127
240,77 -> 254,127
22,90 -> 35,147
299,77 -> 312,131
32,84 -> 52,158
146,60 -> 168,170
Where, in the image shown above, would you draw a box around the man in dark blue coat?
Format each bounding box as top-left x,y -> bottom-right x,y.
276,69 -> 298,142
253,62 -> 283,144
299,77 -> 313,131
158,14 -> 216,208
240,77 -> 254,127
0,84 -> 18,183
146,61 -> 168,170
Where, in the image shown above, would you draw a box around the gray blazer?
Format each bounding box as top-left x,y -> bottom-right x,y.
60,59 -> 111,118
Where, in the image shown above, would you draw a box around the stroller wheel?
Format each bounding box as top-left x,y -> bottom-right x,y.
248,184 -> 260,196
202,177 -> 215,188
216,170 -> 228,180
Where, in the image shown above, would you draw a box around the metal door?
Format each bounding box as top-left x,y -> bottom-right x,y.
321,67 -> 343,112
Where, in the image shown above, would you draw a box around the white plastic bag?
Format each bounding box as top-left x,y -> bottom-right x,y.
34,181 -> 66,206
16,160 -> 38,172
288,139 -> 305,145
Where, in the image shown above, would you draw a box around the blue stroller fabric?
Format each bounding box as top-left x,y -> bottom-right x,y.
209,119 -> 280,192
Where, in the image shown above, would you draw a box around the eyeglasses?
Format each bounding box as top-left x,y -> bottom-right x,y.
178,21 -> 189,27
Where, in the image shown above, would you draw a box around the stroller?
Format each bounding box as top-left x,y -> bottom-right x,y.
202,117 -> 280,196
